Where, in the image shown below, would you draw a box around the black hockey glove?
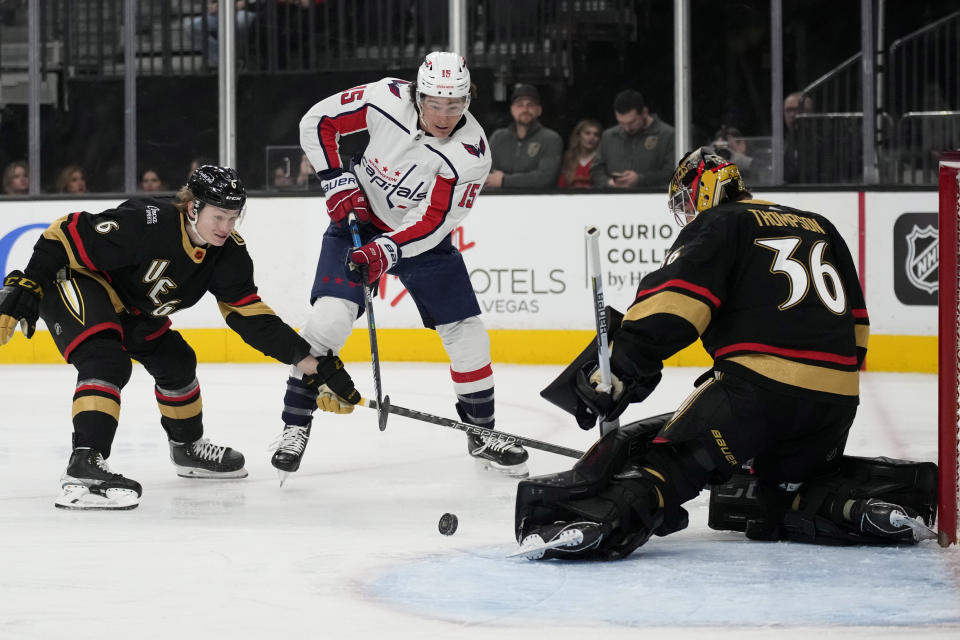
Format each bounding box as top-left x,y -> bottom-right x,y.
0,270 -> 43,345
573,362 -> 662,430
312,351 -> 361,408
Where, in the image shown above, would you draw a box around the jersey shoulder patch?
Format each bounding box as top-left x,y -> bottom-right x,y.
230,230 -> 246,245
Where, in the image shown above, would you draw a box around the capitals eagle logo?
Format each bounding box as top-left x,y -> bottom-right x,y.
462,138 -> 486,158
388,79 -> 410,98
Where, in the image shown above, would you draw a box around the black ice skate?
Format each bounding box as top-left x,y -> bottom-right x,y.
510,521 -> 605,560
270,424 -> 311,487
169,437 -> 247,479
849,498 -> 937,544
466,432 -> 529,478
55,447 -> 142,511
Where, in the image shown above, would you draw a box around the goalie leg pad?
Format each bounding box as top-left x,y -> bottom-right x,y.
708,455 -> 938,545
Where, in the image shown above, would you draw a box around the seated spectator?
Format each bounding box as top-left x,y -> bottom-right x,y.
188,156 -> 215,181
783,91 -> 814,182
56,165 -> 87,194
140,169 -> 166,192
294,152 -> 321,190
558,119 -> 602,189
2,161 -> 29,195
184,1 -> 256,68
711,125 -> 771,186
272,164 -> 294,189
485,84 -> 562,189
591,89 -> 675,189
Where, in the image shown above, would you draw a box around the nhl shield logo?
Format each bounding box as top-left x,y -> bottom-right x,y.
904,224 -> 938,294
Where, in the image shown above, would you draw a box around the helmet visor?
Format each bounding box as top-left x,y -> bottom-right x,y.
418,94 -> 470,117
668,186 -> 696,226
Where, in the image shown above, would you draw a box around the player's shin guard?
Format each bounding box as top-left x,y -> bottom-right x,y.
69,338 -> 132,458
273,375 -> 321,475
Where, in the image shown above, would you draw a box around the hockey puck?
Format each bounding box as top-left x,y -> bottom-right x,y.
438,512 -> 458,536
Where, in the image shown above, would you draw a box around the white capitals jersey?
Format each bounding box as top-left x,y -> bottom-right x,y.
300,77 -> 491,258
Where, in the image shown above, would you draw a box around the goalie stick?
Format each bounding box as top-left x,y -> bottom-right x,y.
586,225 -> 619,436
360,397 -> 584,459
347,212 -> 390,431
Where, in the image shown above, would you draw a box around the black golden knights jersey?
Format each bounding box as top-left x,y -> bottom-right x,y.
25,197 -> 311,365
612,199 -> 869,405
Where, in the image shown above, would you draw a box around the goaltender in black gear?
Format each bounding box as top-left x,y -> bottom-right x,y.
516,148 -> 937,559
0,165 -> 359,510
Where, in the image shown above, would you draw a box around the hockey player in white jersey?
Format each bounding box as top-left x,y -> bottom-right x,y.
271,51 -> 529,480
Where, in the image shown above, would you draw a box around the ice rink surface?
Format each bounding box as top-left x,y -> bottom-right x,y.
1,361 -> 958,639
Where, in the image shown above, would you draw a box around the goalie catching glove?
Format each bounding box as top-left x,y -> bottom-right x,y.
310,352 -> 361,412
321,171 -> 369,225
347,236 -> 400,285
573,363 -> 661,429
0,270 -> 43,345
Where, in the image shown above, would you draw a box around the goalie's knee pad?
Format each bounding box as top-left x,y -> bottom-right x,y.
708,455 -> 938,546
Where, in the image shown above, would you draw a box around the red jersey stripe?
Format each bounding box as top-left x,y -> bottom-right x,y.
636,278 -> 722,308
318,109 -> 368,169
228,293 -> 262,307
714,341 -> 858,366
67,213 -> 98,272
851,308 -> 869,319
390,176 -> 456,246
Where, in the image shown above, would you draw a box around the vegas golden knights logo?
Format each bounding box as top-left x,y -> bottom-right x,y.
56,278 -> 85,325
143,259 -> 182,316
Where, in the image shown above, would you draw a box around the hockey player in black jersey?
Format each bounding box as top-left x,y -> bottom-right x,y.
514,148 -> 936,559
0,165 -> 359,510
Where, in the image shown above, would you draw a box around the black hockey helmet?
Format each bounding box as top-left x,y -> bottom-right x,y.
187,165 -> 246,211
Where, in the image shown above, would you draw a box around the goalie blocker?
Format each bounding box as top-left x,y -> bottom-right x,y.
516,416 -> 939,555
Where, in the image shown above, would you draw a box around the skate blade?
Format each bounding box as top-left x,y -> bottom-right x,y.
175,465 -> 249,479
54,485 -> 139,511
891,512 -> 938,542
472,457 -> 530,479
508,528 -> 585,559
277,470 -> 289,488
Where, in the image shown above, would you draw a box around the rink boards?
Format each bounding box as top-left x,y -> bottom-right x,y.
0,190 -> 940,371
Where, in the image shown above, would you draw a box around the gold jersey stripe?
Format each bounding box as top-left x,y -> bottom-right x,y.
217,300 -> 276,319
72,396 -> 121,421
157,396 -> 203,420
856,324 -> 870,350
624,291 -> 713,335
726,354 -> 860,396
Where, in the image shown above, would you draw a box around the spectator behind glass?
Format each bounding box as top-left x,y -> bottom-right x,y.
485,83 -> 562,189
783,91 -> 814,182
56,165 -> 87,194
590,89 -> 676,189
558,119 -> 602,189
188,156 -> 215,180
184,1 -> 256,68
140,169 -> 166,192
2,161 -> 29,195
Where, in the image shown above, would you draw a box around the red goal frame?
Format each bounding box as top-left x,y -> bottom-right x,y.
938,150 -> 960,547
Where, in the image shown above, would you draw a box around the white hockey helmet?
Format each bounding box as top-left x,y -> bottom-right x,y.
416,51 -> 471,111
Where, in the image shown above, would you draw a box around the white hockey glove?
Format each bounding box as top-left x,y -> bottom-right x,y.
320,171 -> 369,225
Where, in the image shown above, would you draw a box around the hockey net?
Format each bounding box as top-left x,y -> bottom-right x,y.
939,151 -> 960,547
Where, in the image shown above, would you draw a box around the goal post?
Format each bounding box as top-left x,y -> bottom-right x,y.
938,150 -> 960,547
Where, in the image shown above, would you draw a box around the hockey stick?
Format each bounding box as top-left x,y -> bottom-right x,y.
360,397 -> 585,460
347,212 -> 390,431
585,226 -> 619,436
